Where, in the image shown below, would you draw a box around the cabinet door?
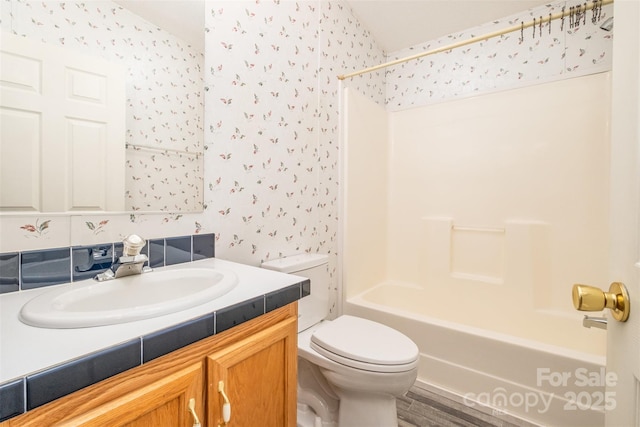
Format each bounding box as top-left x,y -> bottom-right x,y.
59,363 -> 204,427
207,317 -> 297,427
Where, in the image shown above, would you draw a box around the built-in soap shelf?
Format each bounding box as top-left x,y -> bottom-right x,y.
422,217 -> 549,289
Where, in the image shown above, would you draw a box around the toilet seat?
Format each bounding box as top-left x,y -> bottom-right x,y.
310,315 -> 419,373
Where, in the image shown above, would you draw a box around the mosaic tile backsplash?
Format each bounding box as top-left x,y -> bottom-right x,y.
0,233 -> 215,294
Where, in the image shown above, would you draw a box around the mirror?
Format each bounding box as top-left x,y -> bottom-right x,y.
0,0 -> 204,213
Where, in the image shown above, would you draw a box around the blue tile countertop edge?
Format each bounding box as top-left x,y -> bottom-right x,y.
0,260 -> 310,422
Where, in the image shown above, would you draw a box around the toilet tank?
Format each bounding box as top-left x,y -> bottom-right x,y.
261,254 -> 329,332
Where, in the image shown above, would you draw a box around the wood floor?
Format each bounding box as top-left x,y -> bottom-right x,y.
397,385 -> 542,427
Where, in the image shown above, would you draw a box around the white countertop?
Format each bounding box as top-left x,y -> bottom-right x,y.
0,258 -> 303,384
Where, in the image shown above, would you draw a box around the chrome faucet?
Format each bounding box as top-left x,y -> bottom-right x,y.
95,234 -> 152,281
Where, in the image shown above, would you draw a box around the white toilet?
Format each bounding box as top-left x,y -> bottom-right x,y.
262,254 -> 419,427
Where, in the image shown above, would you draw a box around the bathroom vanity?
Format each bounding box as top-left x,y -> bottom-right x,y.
0,258 -> 305,426
3,304 -> 297,426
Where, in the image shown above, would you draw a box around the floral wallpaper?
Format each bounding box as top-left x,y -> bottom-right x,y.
385,0 -> 613,110
0,0 -> 387,315
0,0 -> 613,315
1,0 -> 204,212
202,0 -> 383,263
200,1 -> 386,314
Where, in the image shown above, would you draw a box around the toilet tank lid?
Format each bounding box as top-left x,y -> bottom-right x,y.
261,253 -> 328,273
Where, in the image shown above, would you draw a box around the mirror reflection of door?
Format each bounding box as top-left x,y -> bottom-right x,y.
1,32 -> 126,212
0,1 -> 205,214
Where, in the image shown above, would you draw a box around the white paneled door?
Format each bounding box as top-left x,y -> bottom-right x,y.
605,0 -> 640,425
0,32 -> 125,212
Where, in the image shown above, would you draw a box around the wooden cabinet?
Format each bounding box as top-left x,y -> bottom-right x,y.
2,304 -> 297,427
60,363 -> 204,427
207,316 -> 297,427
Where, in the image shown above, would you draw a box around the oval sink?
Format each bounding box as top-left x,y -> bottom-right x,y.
19,268 -> 238,328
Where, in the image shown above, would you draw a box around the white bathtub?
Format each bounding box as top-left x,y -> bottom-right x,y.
344,282 -> 607,427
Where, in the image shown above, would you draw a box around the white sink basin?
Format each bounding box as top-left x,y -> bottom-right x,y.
19,268 -> 238,328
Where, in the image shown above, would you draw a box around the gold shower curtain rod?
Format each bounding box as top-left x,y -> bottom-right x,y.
337,0 -> 613,80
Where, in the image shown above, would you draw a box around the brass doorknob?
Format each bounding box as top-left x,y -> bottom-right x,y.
572,282 -> 630,322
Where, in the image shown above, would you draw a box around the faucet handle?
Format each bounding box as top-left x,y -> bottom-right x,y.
122,234 -> 146,256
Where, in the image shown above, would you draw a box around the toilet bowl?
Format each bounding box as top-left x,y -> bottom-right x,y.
299,317 -> 418,426
262,254 -> 419,427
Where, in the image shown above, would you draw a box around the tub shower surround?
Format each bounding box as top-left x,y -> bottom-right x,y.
342,41 -> 612,427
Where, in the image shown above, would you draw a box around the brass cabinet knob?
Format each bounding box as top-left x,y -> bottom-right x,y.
572,282 -> 630,322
